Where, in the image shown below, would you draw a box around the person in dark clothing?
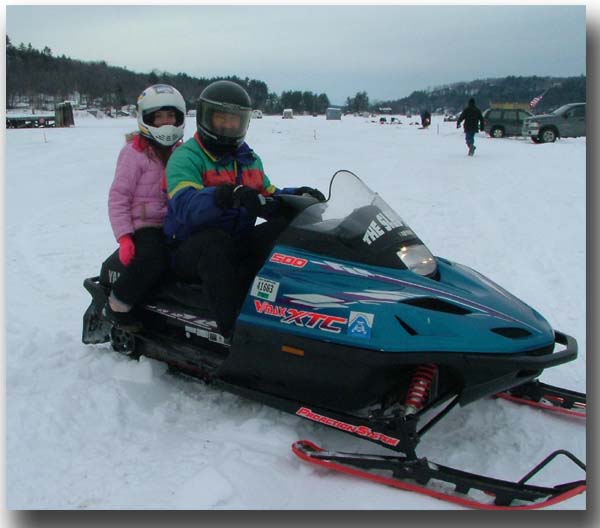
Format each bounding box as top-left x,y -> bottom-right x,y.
457,98 -> 485,156
164,80 -> 326,337
420,109 -> 431,128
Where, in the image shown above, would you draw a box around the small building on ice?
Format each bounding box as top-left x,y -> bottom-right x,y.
326,107 -> 342,120
282,108 -> 294,119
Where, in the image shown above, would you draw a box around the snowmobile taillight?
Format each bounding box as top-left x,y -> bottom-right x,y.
404,363 -> 439,415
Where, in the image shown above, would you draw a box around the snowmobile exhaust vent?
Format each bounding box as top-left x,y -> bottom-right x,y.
491,327 -> 532,339
399,297 -> 471,315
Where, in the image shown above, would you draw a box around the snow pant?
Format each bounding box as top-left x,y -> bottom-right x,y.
465,131 -> 476,147
170,218 -> 289,336
111,227 -> 168,306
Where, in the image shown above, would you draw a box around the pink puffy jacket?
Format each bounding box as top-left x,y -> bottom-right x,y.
108,135 -> 173,241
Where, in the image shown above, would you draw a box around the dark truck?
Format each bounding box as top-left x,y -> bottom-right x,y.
522,103 -> 586,143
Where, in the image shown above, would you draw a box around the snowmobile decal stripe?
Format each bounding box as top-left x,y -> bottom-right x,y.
311,260 -> 532,328
144,304 -> 217,330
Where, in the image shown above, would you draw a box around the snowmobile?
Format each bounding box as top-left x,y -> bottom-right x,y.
82,170 -> 586,509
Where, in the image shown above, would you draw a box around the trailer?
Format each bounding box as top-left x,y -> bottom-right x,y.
6,101 -> 74,129
6,114 -> 56,129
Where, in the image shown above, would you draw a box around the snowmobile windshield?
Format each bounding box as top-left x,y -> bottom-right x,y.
279,170 -> 438,277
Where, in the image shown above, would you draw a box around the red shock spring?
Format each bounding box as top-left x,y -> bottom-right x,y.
404,363 -> 439,415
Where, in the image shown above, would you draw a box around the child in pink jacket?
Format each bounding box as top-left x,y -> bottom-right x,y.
104,84 -> 186,328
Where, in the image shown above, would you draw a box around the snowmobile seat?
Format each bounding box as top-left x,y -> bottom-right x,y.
150,275 -> 209,311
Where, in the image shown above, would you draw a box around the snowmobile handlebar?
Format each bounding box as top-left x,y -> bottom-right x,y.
257,192 -> 321,220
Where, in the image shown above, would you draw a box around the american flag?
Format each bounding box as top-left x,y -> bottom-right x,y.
529,92 -> 545,108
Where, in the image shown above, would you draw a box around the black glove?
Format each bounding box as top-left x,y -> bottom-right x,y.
214,184 -> 235,209
295,186 -> 326,202
233,185 -> 263,216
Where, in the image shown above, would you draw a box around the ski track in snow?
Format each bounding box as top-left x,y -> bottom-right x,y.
6,114 -> 586,509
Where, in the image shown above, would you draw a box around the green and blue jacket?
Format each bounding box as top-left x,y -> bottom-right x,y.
164,133 -> 295,241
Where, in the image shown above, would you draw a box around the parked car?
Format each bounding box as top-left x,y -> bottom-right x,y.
251,109 -> 263,119
482,108 -> 533,138
522,103 -> 586,143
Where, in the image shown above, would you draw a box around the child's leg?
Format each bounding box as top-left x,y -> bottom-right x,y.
111,227 -> 167,308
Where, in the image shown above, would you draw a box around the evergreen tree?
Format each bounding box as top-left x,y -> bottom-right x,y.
4,36 -> 584,116
148,71 -> 159,85
316,93 -> 330,114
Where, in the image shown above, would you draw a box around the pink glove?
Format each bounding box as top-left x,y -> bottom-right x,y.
118,234 -> 135,266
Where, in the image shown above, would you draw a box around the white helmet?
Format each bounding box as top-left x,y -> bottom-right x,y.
137,84 -> 186,146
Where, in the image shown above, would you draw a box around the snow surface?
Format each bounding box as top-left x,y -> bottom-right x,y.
6,114 -> 586,510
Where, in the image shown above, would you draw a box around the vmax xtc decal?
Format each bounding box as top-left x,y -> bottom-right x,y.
254,300 -> 347,333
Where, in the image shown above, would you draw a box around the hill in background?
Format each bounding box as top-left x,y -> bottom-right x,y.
6,37 -> 585,115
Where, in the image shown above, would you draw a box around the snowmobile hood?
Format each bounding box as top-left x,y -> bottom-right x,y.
240,171 -> 555,355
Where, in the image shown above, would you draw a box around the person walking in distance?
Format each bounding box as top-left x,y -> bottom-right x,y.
457,98 -> 485,156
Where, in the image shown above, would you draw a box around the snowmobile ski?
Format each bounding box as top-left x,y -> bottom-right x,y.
495,380 -> 586,419
292,440 -> 586,510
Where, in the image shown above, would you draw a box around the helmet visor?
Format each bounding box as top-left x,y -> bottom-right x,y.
142,106 -> 185,127
199,100 -> 251,140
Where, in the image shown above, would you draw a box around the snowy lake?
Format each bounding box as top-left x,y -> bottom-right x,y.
6,113 -> 586,510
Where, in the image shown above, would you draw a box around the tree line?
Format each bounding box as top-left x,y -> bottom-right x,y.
376,75 -> 587,115
6,37 -> 585,116
6,37 -> 331,114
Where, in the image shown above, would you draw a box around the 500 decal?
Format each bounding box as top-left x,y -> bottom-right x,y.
254,300 -> 347,333
270,253 -> 308,268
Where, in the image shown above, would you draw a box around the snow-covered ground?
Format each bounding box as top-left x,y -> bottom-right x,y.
6,114 -> 586,509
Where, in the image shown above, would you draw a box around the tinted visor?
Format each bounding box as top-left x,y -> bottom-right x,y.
199,99 -> 251,139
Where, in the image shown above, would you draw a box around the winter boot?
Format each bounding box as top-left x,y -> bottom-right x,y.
102,292 -> 143,332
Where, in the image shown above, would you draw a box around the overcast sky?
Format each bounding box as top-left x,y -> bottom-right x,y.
6,4 -> 587,105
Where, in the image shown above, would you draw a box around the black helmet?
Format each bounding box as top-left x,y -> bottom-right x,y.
196,80 -> 252,151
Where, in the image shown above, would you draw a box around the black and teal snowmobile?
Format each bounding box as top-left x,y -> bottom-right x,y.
82,170 -> 586,509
